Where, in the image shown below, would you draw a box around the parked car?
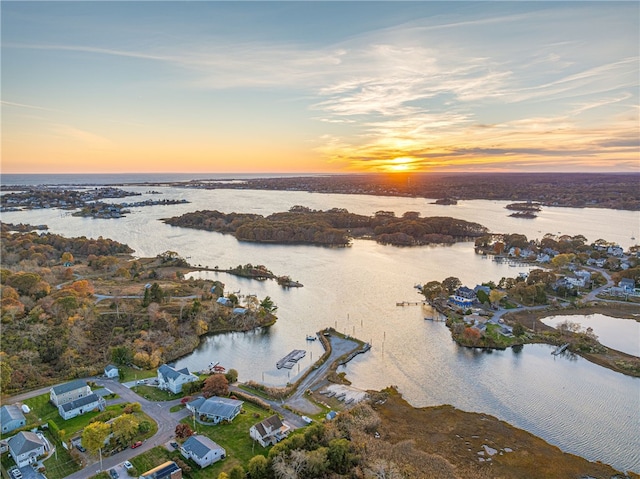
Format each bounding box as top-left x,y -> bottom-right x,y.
131,441 -> 143,449
10,468 -> 22,479
75,444 -> 86,452
170,442 -> 179,449
109,469 -> 118,479
123,461 -> 133,470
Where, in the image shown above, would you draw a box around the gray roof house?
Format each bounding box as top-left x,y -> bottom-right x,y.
50,379 -> 91,407
1,405 -> 26,434
249,414 -> 290,447
187,396 -> 243,425
180,435 -> 226,468
58,393 -> 106,420
157,364 -> 199,394
620,278 -> 635,292
104,364 -> 119,379
8,431 -> 46,468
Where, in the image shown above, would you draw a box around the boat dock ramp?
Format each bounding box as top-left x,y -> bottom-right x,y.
277,349 -> 306,369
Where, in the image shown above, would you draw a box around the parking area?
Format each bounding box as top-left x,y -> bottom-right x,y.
11,465 -> 45,479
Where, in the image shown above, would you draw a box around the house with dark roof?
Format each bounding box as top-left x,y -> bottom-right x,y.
157,364 -> 199,394
58,393 -> 105,420
104,364 -> 119,379
50,379 -> 91,407
140,461 -> 182,479
8,431 -> 46,468
620,278 -> 636,292
449,286 -> 476,308
180,435 -> 225,468
186,396 -> 243,425
1,405 -> 26,434
249,414 -> 290,447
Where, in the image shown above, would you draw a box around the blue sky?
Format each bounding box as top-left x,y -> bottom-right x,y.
2,1 -> 638,173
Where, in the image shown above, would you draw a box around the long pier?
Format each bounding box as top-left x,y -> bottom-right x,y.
396,300 -> 426,306
276,349 -> 306,369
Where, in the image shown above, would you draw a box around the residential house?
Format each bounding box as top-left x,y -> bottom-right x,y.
180,435 -> 226,468
536,253 -> 551,263
232,307 -> 247,315
620,278 -> 635,292
140,461 -> 182,479
50,380 -> 91,407
216,297 -> 231,307
58,393 -> 106,420
449,286 -> 476,308
187,396 -> 243,424
104,365 -> 119,379
157,364 -> 199,394
8,431 -> 46,468
1,405 -> 26,434
249,415 -> 290,447
607,245 -> 624,257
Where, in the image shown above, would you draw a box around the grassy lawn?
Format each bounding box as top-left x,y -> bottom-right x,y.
119,366 -> 157,383
177,402 -> 271,476
41,430 -> 82,479
131,385 -> 180,401
169,405 -> 184,413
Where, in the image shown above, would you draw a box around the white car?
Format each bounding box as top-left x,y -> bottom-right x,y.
123,461 -> 133,470
301,416 -> 312,424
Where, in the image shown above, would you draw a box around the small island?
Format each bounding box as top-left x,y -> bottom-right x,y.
506,201 -> 542,218
162,205 -> 488,247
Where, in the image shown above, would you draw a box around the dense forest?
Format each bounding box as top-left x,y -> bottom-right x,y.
162,206 -> 488,246
0,227 -> 276,393
176,173 -> 640,211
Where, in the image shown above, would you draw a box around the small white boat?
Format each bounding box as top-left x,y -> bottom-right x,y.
306,335 -> 317,341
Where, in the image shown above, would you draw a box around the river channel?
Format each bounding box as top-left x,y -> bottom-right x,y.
2,183 -> 639,473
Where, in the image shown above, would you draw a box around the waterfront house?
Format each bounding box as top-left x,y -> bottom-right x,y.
216,297 -> 231,307
104,364 -> 119,379
157,364 -> 199,394
0,405 -> 26,434
8,431 -> 46,468
450,286 -> 476,308
187,396 -> 243,424
140,461 -> 182,479
249,414 -> 290,447
58,393 -> 105,420
50,379 -> 91,407
180,435 -> 225,468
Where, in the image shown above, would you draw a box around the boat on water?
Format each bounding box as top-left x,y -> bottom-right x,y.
551,343 -> 569,356
306,335 -> 317,341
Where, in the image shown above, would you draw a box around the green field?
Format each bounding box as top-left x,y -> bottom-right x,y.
130,385 -> 178,401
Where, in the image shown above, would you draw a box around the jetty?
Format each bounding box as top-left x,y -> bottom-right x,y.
277,349 -> 306,369
551,343 -> 570,356
396,300 -> 425,306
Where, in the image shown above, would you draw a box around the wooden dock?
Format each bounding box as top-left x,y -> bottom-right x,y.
551,343 -> 569,356
276,349 -> 306,369
396,301 -> 426,306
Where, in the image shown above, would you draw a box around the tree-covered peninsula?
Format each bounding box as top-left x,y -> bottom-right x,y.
0,226 -> 278,393
162,206 -> 488,246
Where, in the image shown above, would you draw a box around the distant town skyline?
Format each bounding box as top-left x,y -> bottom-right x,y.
1,1 -> 638,174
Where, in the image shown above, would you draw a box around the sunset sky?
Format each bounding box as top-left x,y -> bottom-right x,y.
2,1 -> 638,174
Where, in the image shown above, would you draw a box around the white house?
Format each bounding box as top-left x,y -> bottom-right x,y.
58,393 -> 106,420
1,405 -> 26,434
249,415 -> 290,447
187,396 -> 243,424
180,435 -> 225,468
157,364 -> 199,394
50,380 -> 91,407
8,431 -> 46,468
104,365 -> 119,379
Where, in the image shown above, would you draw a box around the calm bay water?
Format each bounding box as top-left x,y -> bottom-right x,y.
2,178 -> 639,472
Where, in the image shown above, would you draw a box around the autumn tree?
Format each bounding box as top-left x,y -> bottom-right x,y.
421,281 -> 444,302
202,374 -> 229,398
61,252 -> 74,264
175,423 -> 193,439
489,289 -> 506,307
111,413 -> 139,446
442,277 -> 461,295
462,327 -> 481,345
247,455 -> 269,479
82,421 -> 111,455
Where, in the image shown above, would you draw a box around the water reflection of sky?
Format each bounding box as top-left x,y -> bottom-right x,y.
542,314 -> 640,357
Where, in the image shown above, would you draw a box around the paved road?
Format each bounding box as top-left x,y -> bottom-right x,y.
63,379 -> 190,479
